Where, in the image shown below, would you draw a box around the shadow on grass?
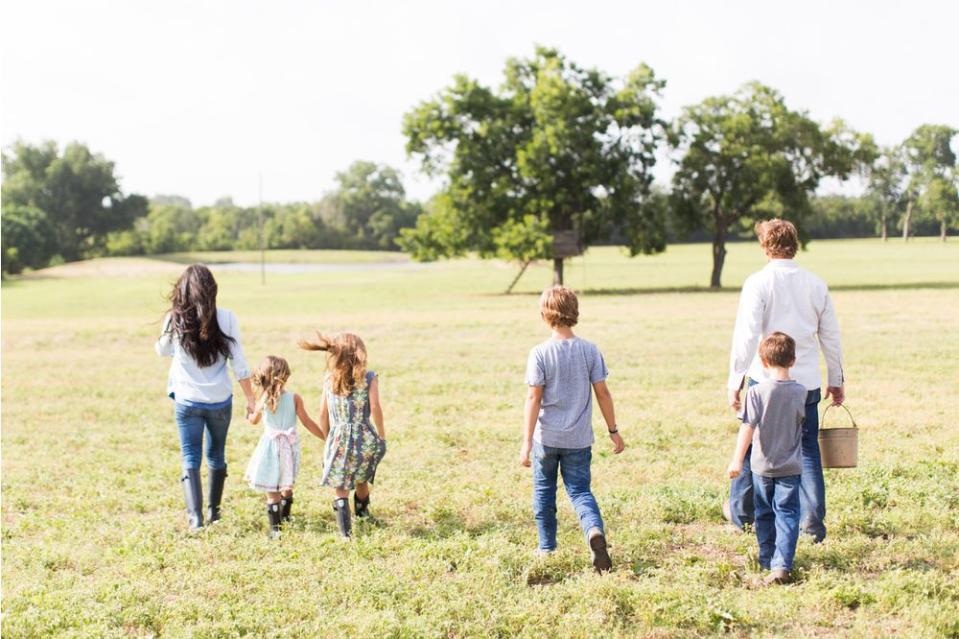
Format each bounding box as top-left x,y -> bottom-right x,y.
498,281 -> 959,297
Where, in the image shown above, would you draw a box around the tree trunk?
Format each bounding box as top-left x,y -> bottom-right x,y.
942,219 -> 948,242
552,258 -> 564,286
880,211 -> 888,241
710,225 -> 726,289
902,198 -> 913,241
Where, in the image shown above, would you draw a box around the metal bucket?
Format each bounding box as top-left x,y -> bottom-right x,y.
819,404 -> 858,469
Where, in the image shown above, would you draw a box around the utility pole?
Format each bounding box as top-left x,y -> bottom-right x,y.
258,173 -> 265,285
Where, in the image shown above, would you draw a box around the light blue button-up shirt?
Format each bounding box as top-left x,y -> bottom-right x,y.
155,307 -> 251,404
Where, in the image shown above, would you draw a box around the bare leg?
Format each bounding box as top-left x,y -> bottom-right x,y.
266,491 -> 282,504
355,482 -> 370,499
335,488 -> 349,499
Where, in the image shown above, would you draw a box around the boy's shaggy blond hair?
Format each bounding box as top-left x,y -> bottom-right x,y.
539,286 -> 579,328
755,218 -> 799,259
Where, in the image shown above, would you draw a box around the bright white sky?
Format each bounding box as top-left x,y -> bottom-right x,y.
2,0 -> 956,206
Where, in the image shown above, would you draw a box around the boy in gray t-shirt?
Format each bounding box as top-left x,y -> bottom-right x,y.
727,332 -> 805,585
520,286 -> 626,574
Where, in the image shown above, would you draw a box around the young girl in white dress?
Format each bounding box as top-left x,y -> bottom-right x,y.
244,356 -> 326,538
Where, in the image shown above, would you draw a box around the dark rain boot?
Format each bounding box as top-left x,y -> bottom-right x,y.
332,498 -> 352,538
207,466 -> 227,523
266,502 -> 282,539
181,469 -> 204,530
280,495 -> 293,523
354,493 -> 370,518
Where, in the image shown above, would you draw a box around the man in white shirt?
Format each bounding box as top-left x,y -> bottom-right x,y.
725,219 -> 845,542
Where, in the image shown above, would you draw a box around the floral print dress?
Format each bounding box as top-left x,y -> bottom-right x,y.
322,371 -> 386,489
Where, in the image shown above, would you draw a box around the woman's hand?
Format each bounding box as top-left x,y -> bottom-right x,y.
609,431 -> 625,454
519,441 -> 532,467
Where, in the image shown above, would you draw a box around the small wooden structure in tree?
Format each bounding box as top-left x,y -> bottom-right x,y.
551,230 -> 582,285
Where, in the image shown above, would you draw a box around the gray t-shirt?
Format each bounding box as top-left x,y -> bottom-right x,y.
741,379 -> 806,477
525,336 -> 609,449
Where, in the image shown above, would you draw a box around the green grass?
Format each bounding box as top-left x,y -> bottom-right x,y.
2,239 -> 958,638
156,249 -> 410,265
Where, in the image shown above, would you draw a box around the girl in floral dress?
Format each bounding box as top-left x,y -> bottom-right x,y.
299,332 -> 387,538
245,356 -> 325,538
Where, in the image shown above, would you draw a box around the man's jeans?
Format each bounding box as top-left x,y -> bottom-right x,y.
729,386 -> 827,541
532,442 -> 604,551
174,399 -> 232,471
753,473 -> 801,570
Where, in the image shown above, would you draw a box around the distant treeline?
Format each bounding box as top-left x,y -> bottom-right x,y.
1,145 -> 420,274
4,48 -> 957,283
102,159 -> 421,257
0,138 -> 949,276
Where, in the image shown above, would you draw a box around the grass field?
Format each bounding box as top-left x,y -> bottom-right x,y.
2,239 -> 958,638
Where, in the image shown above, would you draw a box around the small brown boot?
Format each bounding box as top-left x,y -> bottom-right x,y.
763,568 -> 791,585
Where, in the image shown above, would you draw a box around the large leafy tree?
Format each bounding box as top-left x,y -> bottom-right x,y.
401,47 -> 667,285
669,83 -> 876,288
900,124 -> 957,240
1,141 -> 147,262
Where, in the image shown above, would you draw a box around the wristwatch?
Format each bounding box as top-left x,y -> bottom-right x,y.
607,426 -> 618,434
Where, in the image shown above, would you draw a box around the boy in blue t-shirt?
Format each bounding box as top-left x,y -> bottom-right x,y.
520,286 -> 626,573
728,332 -> 806,585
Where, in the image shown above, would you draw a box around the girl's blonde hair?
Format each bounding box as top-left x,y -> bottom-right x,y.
298,332 -> 367,396
252,355 -> 291,412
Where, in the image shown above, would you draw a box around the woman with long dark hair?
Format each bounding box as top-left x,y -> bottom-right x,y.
156,264 -> 256,529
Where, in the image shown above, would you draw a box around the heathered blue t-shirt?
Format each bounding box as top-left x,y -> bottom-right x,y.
525,336 -> 609,449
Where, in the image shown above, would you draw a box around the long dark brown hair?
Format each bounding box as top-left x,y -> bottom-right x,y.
164,264 -> 234,367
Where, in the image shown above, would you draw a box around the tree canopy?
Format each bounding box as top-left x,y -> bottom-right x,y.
400,47 -> 668,284
669,82 -> 876,287
900,124 -> 958,240
1,141 -> 147,268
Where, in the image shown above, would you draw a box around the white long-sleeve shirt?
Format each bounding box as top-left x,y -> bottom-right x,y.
728,259 -> 844,392
155,307 -> 251,404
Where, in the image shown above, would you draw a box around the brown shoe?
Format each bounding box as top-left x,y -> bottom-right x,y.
763,569 -> 791,586
588,529 -> 612,574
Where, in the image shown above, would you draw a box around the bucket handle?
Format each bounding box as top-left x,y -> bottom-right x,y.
821,403 -> 857,430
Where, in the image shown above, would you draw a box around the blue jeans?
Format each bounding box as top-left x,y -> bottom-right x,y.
729,386 -> 827,541
173,399 -> 233,471
531,442 -> 604,551
753,474 -> 801,570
